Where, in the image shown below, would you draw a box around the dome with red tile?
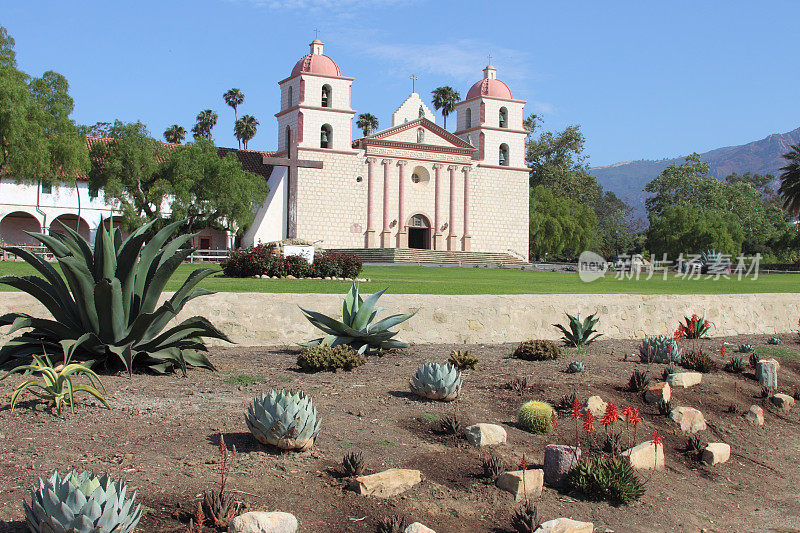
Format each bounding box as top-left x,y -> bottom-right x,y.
466,65 -> 513,100
291,39 -> 341,77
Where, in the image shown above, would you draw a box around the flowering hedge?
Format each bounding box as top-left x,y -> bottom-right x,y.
221,245 -> 363,279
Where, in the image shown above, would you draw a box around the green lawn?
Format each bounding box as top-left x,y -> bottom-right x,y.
1,261 -> 799,294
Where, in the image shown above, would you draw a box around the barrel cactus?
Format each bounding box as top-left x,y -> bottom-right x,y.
567,361 -> 585,373
409,362 -> 462,401
518,400 -> 555,434
639,336 -> 681,364
25,470 -> 141,533
245,389 -> 321,451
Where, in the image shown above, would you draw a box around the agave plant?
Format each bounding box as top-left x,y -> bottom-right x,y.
0,218 -> 229,374
639,336 -> 682,364
553,312 -> 602,349
409,362 -> 462,401
25,470 -> 141,533
566,361 -> 585,373
737,344 -> 755,353
245,389 -> 321,450
1,352 -> 109,415
300,281 -> 416,355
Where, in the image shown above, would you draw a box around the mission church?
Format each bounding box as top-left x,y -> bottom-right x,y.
0,39 -> 529,261
245,39 -> 530,261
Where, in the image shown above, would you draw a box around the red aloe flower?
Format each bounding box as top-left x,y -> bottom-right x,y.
691,314 -> 699,321
583,411 -> 595,432
630,408 -> 642,426
570,398 -> 582,420
621,405 -> 634,420
601,403 -> 619,429
720,345 -> 727,358
519,454 -> 528,471
688,322 -> 695,335
652,431 -> 662,446
703,320 -> 710,328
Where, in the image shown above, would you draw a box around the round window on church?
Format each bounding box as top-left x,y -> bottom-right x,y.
410,166 -> 430,185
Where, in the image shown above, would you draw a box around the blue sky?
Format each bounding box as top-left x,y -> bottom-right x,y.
4,1 -> 798,166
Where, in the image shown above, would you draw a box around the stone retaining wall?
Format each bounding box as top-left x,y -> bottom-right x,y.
2,292 -> 798,347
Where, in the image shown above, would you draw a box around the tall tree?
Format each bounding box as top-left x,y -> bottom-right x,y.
234,115 -> 259,149
778,144 -> 800,214
163,124 -> 186,144
223,88 -> 245,147
529,185 -> 598,260
0,26 -> 88,185
356,113 -> 379,136
646,205 -> 744,258
163,138 -> 268,234
431,86 -> 460,129
88,121 -> 170,227
191,109 -> 218,140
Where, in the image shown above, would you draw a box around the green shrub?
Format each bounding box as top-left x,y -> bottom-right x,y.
448,349 -> 479,370
513,340 -> 562,361
518,400 -> 555,434
553,312 -> 602,348
566,456 -> 645,505
680,349 -> 717,373
297,344 -> 365,372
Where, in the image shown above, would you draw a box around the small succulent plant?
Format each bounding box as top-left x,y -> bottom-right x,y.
440,414 -> 463,435
518,400 -> 555,434
505,376 -> 529,394
556,392 -> 578,412
25,471 -> 141,533
737,344 -> 755,353
749,353 -> 760,368
658,399 -> 674,417
683,435 -> 706,460
342,451 -> 366,477
566,361 -> 585,373
376,515 -> 408,533
510,500 -> 543,533
680,350 -> 717,373
297,344 -> 365,372
553,312 -> 602,349
724,356 -> 745,373
448,349 -> 479,370
245,389 -> 321,451
639,336 -> 682,364
513,339 -> 562,361
482,454 -> 505,480
627,370 -> 650,393
768,337 -> 782,345
726,403 -> 741,414
409,362 -> 462,401
662,364 -> 677,381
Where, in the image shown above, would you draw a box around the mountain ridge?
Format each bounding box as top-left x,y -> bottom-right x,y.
589,127 -> 800,219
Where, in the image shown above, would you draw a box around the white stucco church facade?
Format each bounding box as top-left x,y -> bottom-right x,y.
243,39 -> 530,261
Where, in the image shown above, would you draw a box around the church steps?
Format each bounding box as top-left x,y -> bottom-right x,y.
329,248 -> 527,266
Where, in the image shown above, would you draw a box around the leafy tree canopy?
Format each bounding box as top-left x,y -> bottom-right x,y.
529,185 -> 598,260
646,205 -> 744,258
0,26 -> 88,184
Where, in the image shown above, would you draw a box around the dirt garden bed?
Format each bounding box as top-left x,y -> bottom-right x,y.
1,335 -> 799,532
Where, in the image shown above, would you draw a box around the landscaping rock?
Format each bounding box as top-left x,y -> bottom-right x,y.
621,440 -> 664,470
349,468 -> 422,497
670,406 -> 707,434
536,518 -> 594,533
228,511 -> 298,533
644,382 -> 671,404
582,395 -> 607,418
702,442 -> 731,466
405,523 -> 436,533
543,444 -> 581,487
464,423 -> 507,447
495,469 -> 544,501
771,393 -> 795,412
667,372 -> 702,388
746,405 -> 764,426
756,359 -> 779,389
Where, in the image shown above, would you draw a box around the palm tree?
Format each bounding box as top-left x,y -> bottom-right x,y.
356,113 -> 379,137
163,124 -> 186,144
224,88 -> 245,147
778,144 -> 800,213
431,86 -> 460,130
192,109 -> 218,140
234,115 -> 259,149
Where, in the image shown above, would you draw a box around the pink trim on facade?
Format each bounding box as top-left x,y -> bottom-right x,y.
381,159 -> 393,248
366,158 -> 377,247
299,79 -> 305,104
447,165 -> 457,251
479,132 -> 485,161
480,101 -> 485,124
397,160 -> 408,248
433,164 -> 443,250
462,166 -> 471,251
297,112 -> 304,143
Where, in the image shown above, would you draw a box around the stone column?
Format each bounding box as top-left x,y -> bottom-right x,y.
462,165 -> 472,251
447,165 -> 458,251
396,160 -> 408,248
365,158 -> 377,248
381,159 -> 393,248
433,164 -> 443,250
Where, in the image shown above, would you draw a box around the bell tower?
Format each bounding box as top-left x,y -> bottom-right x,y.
454,65 -> 526,168
275,39 -> 355,153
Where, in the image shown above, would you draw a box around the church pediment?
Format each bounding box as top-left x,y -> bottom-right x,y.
357,118 -> 476,153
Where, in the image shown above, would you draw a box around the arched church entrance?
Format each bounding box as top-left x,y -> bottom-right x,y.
407,214 -> 431,250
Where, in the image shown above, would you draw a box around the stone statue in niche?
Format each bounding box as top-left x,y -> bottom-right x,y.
418,105 -> 425,118
417,128 -> 424,143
